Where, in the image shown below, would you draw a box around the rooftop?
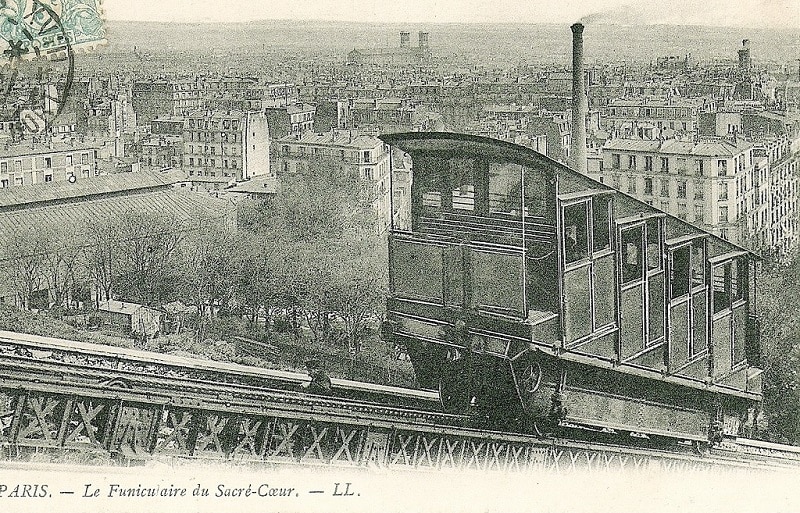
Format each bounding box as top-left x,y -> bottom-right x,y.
153,116 -> 186,123
278,130 -> 382,150
0,187 -> 234,260
226,176 -> 279,195
0,140 -> 100,159
608,97 -> 703,108
183,109 -> 252,120
349,47 -> 419,56
98,300 -> 162,315
285,103 -> 316,115
604,138 -> 753,157
0,169 -> 186,210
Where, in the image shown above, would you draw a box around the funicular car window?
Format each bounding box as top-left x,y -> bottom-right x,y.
450,158 -> 475,211
422,191 -> 441,208
524,167 -> 551,218
670,245 -> 691,299
621,226 -> 644,285
713,263 -> 732,314
488,162 -> 523,215
646,218 -> 662,271
691,240 -> 705,287
563,202 -> 589,264
592,195 -> 611,252
413,157 -> 442,211
731,257 -> 744,302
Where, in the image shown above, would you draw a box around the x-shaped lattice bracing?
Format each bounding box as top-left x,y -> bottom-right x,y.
331,426 -> 359,463
65,401 -> 105,446
19,396 -> 60,442
233,418 -> 263,456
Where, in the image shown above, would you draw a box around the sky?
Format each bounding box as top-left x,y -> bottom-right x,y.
101,0 -> 800,28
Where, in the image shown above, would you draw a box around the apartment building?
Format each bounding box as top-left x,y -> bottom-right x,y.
0,142 -> 99,188
527,112 -> 571,163
273,129 -> 393,231
751,136 -> 799,258
601,138 -> 759,247
151,116 -> 185,136
132,79 -> 205,125
265,104 -> 316,139
140,135 -> 183,172
603,97 -> 706,139
182,110 -> 270,190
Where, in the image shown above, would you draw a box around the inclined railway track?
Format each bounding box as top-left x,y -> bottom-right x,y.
0,330 -> 797,473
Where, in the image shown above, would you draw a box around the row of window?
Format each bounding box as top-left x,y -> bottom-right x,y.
564,198 -> 746,315
282,145 -> 350,160
0,169 -> 92,187
186,131 -> 242,143
280,146 -> 380,164
289,113 -> 313,122
186,144 -> 241,156
608,173 -> 737,204
0,153 -> 91,173
188,170 -> 236,178
610,154 -> 737,177
187,119 -> 240,130
186,157 -> 239,169
607,120 -> 691,133
607,106 -> 695,118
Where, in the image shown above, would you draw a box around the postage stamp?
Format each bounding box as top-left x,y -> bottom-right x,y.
0,0 -> 106,133
0,0 -> 106,54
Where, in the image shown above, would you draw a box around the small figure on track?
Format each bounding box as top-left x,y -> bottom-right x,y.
304,358 -> 332,395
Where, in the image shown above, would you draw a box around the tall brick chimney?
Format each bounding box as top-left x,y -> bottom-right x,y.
570,23 -> 587,174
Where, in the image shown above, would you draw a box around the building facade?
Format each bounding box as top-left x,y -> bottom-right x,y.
0,143 -> 99,188
265,104 -> 316,139
140,135 -> 184,172
527,112 -> 572,164
182,110 -> 270,190
603,98 -> 706,140
600,138 -> 763,248
751,136 -> 800,258
273,129 -> 393,231
132,79 -> 205,125
151,116 -> 186,136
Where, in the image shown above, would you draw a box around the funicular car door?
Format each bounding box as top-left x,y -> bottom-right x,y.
665,236 -> 709,376
709,252 -> 749,379
558,192 -> 615,348
616,215 -> 665,364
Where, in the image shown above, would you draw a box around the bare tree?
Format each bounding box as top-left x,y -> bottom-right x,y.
4,228 -> 49,309
40,224 -> 85,310
179,223 -> 242,341
236,159 -> 388,350
114,211 -> 184,305
84,219 -> 120,304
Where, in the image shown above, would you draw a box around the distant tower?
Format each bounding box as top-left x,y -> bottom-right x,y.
418,32 -> 429,49
738,39 -> 751,71
400,31 -> 410,48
